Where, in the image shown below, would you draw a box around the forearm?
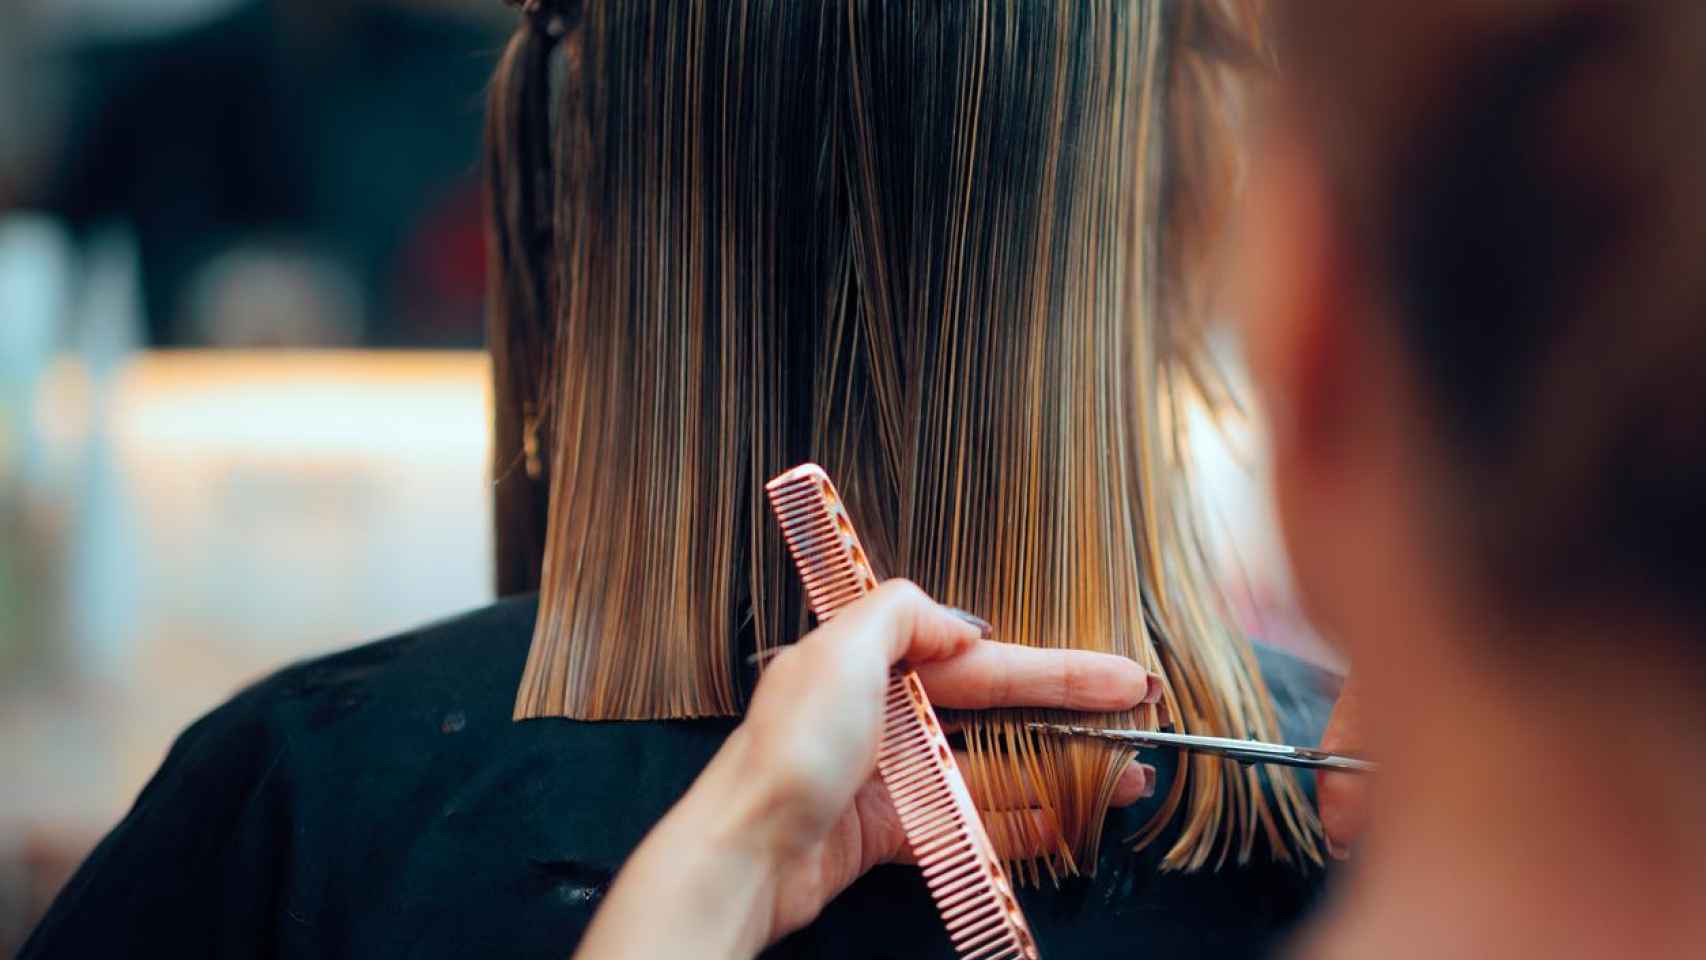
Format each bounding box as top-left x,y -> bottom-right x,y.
574,736 -> 782,959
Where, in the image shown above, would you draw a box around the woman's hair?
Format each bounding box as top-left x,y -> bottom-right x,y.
486,0 -> 1322,874
1281,1 -> 1706,630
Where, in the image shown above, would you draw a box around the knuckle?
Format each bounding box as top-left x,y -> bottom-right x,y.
877,578 -> 926,605
1061,656 -> 1090,704
1047,652 -> 1074,705
983,660 -> 1012,706
868,579 -> 930,641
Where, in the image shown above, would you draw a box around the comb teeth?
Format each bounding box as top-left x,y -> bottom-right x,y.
766,468 -> 880,617
766,464 -> 1039,960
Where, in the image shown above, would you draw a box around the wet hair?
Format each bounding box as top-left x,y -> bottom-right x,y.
486,0 -> 1322,876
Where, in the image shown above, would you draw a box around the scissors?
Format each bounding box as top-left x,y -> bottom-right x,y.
1028,722 -> 1377,774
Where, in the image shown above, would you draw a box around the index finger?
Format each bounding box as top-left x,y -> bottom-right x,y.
911,641 -> 1158,711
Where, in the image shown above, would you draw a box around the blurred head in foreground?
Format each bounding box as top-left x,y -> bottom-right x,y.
1246,1 -> 1706,955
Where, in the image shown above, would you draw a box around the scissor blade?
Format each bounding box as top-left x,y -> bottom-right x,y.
1026,722 -> 1377,774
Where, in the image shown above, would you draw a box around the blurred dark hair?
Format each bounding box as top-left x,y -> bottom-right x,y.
1283,1 -> 1706,625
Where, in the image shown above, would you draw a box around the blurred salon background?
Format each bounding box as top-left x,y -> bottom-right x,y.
0,0 -> 1327,953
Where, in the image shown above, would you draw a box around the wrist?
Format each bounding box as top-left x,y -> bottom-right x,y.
693,727 -> 803,864
652,733 -> 789,951
576,731 -> 790,959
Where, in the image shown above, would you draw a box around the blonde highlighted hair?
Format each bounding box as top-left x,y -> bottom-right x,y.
487,0 -> 1321,875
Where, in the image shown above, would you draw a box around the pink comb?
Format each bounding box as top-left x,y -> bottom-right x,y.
766,463 -> 1040,960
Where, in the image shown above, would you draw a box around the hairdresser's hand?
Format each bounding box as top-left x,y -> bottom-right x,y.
1318,671 -> 1370,859
575,581 -> 1158,960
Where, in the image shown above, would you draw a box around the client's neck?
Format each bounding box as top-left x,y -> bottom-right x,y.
1315,610 -> 1706,960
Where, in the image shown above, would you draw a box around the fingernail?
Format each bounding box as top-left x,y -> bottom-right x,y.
1138,763 -> 1157,799
945,607 -> 994,639
1327,839 -> 1352,861
1142,671 -> 1166,704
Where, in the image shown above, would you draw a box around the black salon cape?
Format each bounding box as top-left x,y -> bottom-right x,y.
22,596 -> 1339,959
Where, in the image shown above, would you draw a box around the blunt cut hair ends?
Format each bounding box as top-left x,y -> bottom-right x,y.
487,0 -> 1323,876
